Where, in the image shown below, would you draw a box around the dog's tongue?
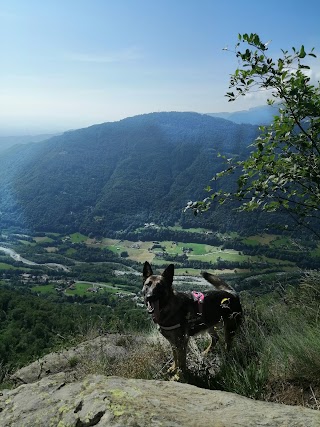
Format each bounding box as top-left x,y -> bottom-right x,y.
149,300 -> 160,323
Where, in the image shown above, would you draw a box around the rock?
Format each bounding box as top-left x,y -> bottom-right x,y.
1,373 -> 319,427
10,335 -> 137,385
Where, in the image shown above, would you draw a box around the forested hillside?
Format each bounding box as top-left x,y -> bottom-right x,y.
0,112 -> 261,235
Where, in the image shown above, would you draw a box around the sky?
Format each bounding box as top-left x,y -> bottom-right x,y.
1,0 -> 320,135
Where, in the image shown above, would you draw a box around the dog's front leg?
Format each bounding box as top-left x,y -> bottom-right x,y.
170,335 -> 188,381
164,331 -> 188,381
167,345 -> 178,375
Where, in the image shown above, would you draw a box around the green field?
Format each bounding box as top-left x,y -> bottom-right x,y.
31,284 -> 58,294
168,225 -> 208,233
33,236 -> 54,243
0,262 -> 16,270
97,237 -> 294,268
69,232 -> 88,243
64,282 -> 93,295
270,236 -> 293,248
243,234 -> 278,246
3,227 -> 309,295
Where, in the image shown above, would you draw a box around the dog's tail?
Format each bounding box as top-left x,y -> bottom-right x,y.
201,272 -> 236,294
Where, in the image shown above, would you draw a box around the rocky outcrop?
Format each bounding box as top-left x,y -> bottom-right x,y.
1,373 -> 319,427
11,335 -> 133,385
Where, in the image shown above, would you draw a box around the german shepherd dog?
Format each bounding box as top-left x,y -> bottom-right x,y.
142,261 -> 242,380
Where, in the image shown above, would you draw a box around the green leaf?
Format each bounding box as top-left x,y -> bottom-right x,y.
299,45 -> 306,58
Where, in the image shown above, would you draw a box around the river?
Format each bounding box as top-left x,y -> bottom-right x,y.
0,246 -> 70,272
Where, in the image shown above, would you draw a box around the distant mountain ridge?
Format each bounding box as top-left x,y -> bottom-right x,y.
207,104 -> 279,125
0,133 -> 59,154
0,112 -> 263,235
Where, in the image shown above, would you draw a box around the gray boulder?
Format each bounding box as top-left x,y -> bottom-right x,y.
1,373 -> 319,427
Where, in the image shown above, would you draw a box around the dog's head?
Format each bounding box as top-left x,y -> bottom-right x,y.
142,261 -> 174,323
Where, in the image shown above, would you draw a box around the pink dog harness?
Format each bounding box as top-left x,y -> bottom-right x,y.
191,291 -> 204,315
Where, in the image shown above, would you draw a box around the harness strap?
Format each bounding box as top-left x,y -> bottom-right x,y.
159,323 -> 181,331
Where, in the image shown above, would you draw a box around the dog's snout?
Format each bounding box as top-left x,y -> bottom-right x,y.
144,290 -> 154,301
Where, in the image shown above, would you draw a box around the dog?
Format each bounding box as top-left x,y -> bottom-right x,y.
142,261 -> 242,380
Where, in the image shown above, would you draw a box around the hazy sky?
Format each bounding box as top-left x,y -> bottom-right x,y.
1,0 -> 320,134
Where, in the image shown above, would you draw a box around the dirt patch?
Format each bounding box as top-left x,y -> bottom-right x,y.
45,247 -> 58,253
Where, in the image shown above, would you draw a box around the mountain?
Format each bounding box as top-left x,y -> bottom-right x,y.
207,104 -> 279,125
0,112 -> 261,235
0,133 -> 58,154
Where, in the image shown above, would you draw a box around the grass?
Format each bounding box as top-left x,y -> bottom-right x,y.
270,236 -> 292,248
70,232 -> 88,243
168,225 -> 207,233
65,248 -> 77,256
243,234 -> 278,246
32,282 -> 96,296
102,238 -> 250,265
188,249 -> 245,263
33,236 -> 54,243
101,239 -> 152,262
81,231 -> 309,273
70,332 -> 170,382
100,235 -> 297,268
0,262 -> 16,270
32,284 -> 57,294
18,240 -> 35,246
65,283 -> 93,295
208,277 -> 320,408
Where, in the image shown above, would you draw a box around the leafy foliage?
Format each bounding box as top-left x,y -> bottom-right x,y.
189,34 -> 320,236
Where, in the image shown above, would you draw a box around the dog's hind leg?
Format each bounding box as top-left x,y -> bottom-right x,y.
202,327 -> 219,356
224,317 -> 239,351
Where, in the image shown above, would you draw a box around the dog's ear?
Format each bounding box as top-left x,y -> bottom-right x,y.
143,261 -> 153,279
162,264 -> 174,285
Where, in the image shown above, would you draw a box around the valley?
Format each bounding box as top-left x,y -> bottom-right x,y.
1,225 -> 318,299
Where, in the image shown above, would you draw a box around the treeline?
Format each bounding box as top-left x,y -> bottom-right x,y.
0,286 -> 149,374
222,239 -> 319,269
120,227 -> 223,246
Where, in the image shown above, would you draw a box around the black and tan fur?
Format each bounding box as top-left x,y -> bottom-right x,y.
142,261 -> 242,380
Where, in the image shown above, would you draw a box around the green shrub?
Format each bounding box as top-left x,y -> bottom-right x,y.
212,274 -> 320,404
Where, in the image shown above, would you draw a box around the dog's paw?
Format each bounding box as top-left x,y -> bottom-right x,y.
167,364 -> 176,374
169,369 -> 186,383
